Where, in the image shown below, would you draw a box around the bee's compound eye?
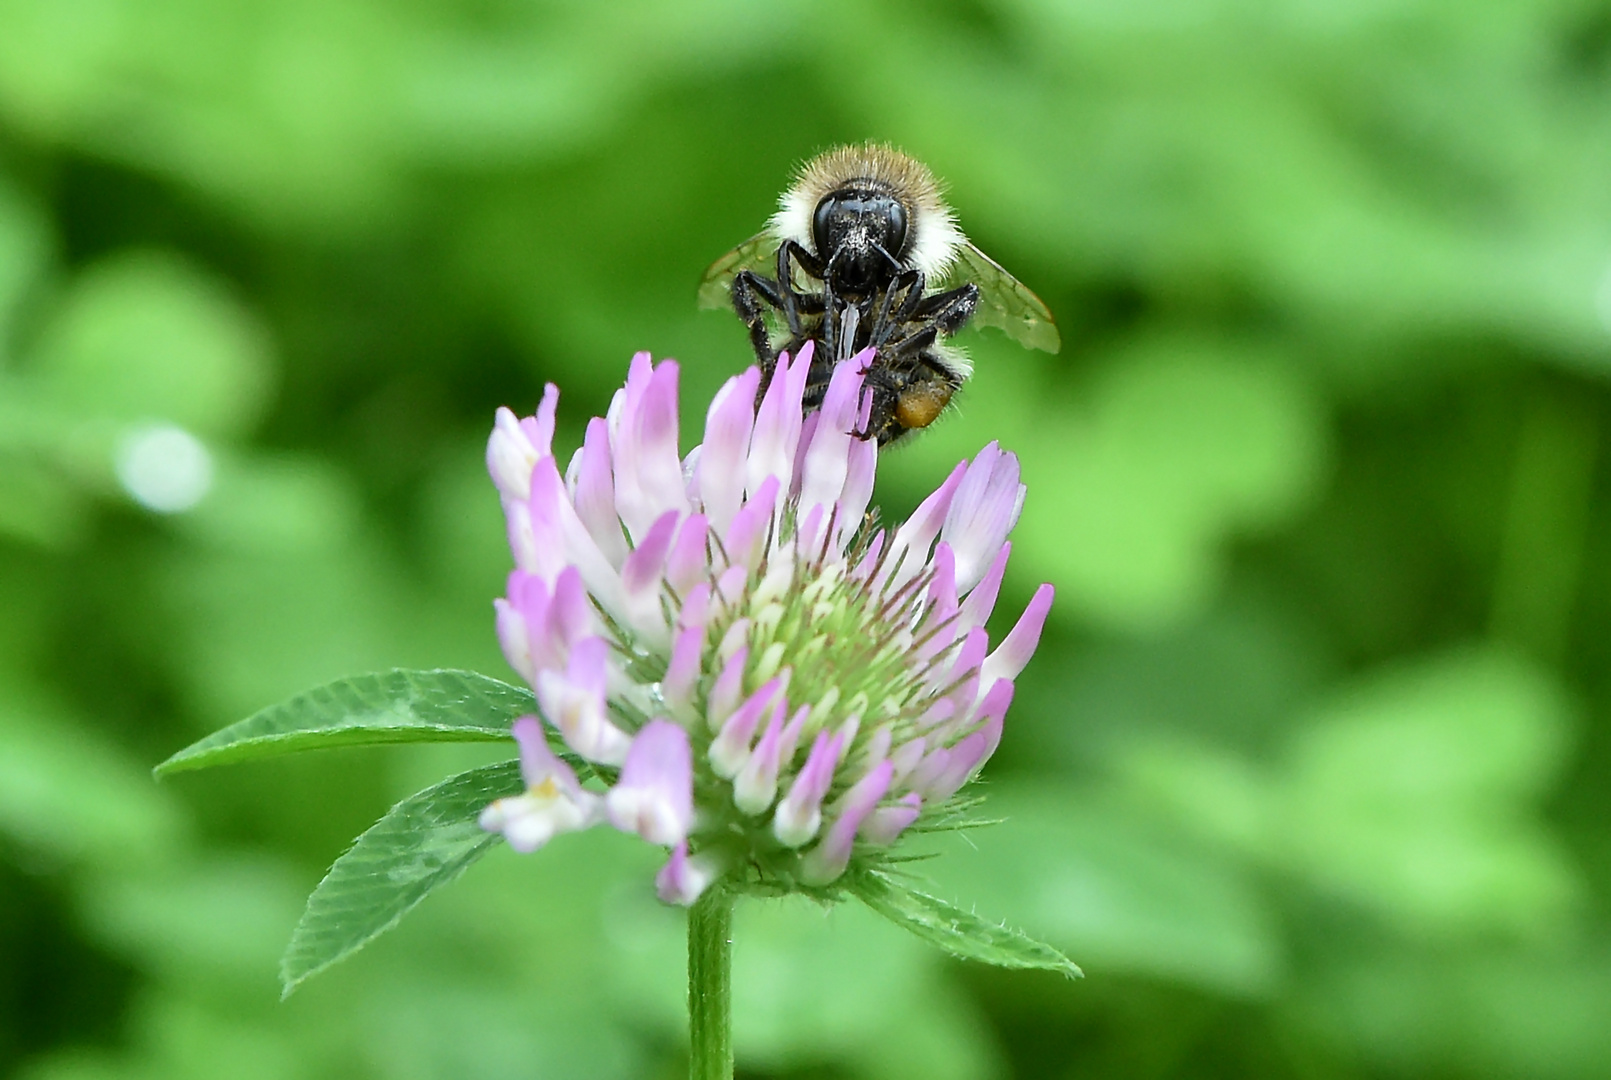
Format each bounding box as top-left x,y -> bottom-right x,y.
812,196 -> 840,258
813,191 -> 908,264
879,198 -> 908,256
894,382 -> 954,431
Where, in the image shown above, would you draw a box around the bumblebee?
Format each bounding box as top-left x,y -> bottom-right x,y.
699,143 -> 1059,444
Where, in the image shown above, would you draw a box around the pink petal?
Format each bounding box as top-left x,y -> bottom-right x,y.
920,730 -> 989,802
606,719 -> 694,846
747,345 -> 811,505
959,542 -> 1011,631
546,566 -> 594,661
573,417 -> 628,567
495,596 -> 535,683
724,474 -> 780,570
716,617 -> 751,666
613,358 -> 691,543
862,792 -> 922,845
511,716 -> 574,792
665,514 -> 711,594
707,644 -> 749,732
928,625 -> 988,693
967,678 -> 1014,760
851,529 -> 886,583
503,495 -> 542,574
696,369 -> 761,534
881,460 -> 967,590
715,565 -> 749,608
662,624 -> 705,712
981,583 -> 1054,686
656,841 -> 719,906
479,716 -> 601,853
733,701 -> 786,814
905,745 -> 951,797
916,542 -> 961,662
800,760 -> 893,885
859,725 -> 893,775
501,570 -> 581,678
527,457 -> 625,616
916,681 -> 1012,801
679,582 -> 712,631
536,637 -> 631,765
776,703 -> 810,766
916,698 -> 955,732
791,411 -> 821,500
773,730 -> 844,847
834,436 -> 877,555
794,503 -> 826,559
796,355 -> 867,528
488,398 -> 547,502
611,353 -> 654,435
621,509 -> 680,598
941,443 -> 1025,594
709,678 -> 783,778
889,736 -> 927,785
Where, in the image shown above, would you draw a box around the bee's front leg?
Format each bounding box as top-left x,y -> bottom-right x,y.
775,241 -> 830,342
731,270 -> 786,368
867,270 -> 924,350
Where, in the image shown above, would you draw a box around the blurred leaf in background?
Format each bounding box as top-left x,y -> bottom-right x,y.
3,0 -> 1611,1078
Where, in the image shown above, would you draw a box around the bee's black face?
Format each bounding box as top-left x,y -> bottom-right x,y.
812,187 -> 908,294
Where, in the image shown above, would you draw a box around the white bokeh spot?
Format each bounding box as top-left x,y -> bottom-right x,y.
115,423 -> 214,513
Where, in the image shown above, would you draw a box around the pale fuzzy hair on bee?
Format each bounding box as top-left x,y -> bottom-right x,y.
769,143 -> 966,281
931,339 -> 973,381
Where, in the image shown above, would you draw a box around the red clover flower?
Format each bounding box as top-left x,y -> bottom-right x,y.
479,344 -> 1053,904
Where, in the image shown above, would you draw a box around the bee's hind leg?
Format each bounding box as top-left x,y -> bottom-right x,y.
912,282 -> 980,335
849,361 -> 907,445
874,281 -> 981,362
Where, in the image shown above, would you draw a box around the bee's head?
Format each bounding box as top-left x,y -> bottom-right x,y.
813,186 -> 907,294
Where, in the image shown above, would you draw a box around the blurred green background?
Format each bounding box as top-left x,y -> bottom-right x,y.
2,1 -> 1609,1077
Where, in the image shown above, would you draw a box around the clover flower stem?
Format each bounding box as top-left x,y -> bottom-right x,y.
687,887 -> 735,1080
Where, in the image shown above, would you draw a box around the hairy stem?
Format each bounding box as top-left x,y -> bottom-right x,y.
687,888 -> 734,1080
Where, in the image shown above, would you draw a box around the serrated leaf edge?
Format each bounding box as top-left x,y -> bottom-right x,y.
853,871 -> 1083,979
154,668 -> 535,777
278,758 -> 523,997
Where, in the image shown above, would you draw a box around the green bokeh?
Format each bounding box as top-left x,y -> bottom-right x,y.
3,1 -> 1610,1077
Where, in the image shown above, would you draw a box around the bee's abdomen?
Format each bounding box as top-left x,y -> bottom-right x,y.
894,381 -> 954,431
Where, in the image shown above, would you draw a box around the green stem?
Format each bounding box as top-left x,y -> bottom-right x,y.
687,888 -> 734,1080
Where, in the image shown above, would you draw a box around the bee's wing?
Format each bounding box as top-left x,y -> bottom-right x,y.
949,240 -> 1061,353
697,230 -> 778,310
